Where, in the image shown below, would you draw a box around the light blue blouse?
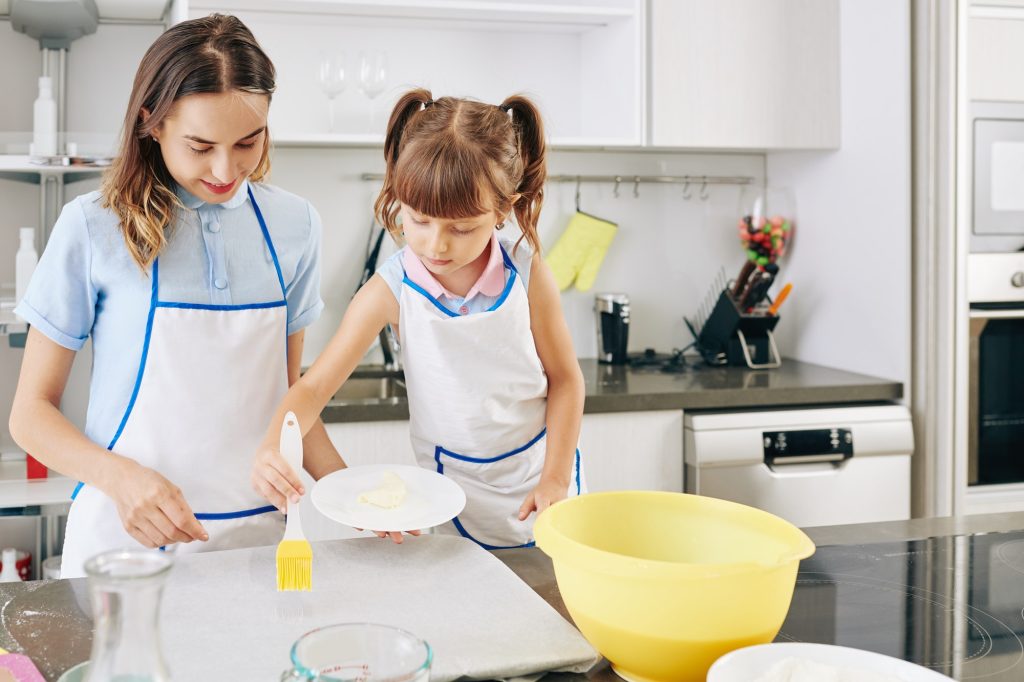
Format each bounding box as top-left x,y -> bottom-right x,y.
15,180 -> 323,450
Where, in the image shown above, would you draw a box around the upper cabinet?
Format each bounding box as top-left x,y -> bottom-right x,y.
969,3 -> 1024,102
187,0 -> 646,147
648,0 -> 840,150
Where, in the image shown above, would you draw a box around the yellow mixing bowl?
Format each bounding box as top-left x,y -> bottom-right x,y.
534,491 -> 815,682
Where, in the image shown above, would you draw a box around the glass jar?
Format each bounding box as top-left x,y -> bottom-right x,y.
737,186 -> 796,266
83,549 -> 173,682
281,623 -> 432,682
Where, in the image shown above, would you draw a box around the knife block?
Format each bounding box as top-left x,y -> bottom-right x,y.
697,289 -> 781,368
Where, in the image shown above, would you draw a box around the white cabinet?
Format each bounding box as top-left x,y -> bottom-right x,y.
970,11 -> 1024,102
579,410 -> 684,493
649,0 -> 840,150
187,0 -> 646,147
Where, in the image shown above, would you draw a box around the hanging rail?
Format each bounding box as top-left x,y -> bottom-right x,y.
360,173 -> 755,186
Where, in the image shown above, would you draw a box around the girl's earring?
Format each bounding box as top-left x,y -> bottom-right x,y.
496,222 -> 505,230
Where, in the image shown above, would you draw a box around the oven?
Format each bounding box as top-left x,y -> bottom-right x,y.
968,252 -> 1024,485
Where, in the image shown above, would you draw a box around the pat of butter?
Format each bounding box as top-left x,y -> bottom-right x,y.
358,471 -> 407,509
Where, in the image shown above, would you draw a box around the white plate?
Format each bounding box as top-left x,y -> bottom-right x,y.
708,643 -> 955,681
311,464 -> 466,533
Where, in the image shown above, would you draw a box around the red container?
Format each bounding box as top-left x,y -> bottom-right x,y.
0,550 -> 33,581
25,454 -> 47,479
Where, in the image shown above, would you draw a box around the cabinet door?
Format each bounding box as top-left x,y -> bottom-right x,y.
580,411 -> 684,493
299,421 -> 416,541
650,0 -> 839,150
970,16 -> 1024,102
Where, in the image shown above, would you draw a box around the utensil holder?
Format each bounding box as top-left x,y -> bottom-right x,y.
697,290 -> 781,369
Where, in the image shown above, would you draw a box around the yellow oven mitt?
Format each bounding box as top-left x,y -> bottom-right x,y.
545,212 -> 618,292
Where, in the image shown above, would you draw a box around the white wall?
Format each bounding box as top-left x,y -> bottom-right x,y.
766,0 -> 911,388
0,0 -> 914,459
271,146 -> 764,367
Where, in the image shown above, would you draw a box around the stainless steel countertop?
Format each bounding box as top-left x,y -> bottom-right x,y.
321,358 -> 903,422
4,511 -> 1013,682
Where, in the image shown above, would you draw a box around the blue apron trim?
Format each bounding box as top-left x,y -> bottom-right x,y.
248,185 -> 287,299
104,257 -> 161,456
400,244 -> 521,317
486,268 -> 517,312
75,190 -> 286,502
435,427 -> 547,464
450,516 -> 536,550
155,300 -> 287,311
402,276 -> 459,317
432,427 -> 550,551
194,505 -> 277,520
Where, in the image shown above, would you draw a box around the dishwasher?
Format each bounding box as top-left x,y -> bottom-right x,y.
684,404 -> 913,527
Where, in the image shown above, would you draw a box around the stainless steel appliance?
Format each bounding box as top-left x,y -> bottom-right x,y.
594,293 -> 629,365
685,404 -> 913,527
968,252 -> 1024,485
973,102 -> 1024,238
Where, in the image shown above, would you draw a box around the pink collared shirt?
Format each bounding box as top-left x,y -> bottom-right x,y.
402,231 -> 506,304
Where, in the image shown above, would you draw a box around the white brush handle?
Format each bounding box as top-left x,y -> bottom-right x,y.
279,411 -> 305,541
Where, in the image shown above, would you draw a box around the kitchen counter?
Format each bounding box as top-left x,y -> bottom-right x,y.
5,511 -> 1024,681
321,358 -> 904,422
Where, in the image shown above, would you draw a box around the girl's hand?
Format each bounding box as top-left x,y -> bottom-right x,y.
108,458 -> 208,548
369,529 -> 423,544
518,477 -> 569,521
251,444 -> 305,513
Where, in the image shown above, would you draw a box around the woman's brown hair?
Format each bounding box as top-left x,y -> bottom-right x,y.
102,14 -> 275,270
374,88 -> 547,255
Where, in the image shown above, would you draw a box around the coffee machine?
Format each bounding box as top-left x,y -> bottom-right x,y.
594,293 -> 630,364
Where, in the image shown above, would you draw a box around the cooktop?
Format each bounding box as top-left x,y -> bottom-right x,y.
780,530 -> 1024,680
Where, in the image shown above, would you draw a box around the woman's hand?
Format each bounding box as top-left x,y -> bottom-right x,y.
251,444 -> 305,513
107,458 -> 208,548
518,476 -> 569,521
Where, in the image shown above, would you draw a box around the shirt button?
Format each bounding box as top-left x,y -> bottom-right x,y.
459,305 -> 469,315
207,221 -> 221,233
214,278 -> 228,290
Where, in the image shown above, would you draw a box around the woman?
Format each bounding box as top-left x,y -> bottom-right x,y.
9,14 -> 341,578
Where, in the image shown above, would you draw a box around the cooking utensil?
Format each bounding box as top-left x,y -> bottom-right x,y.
282,623 -> 431,681
276,412 -> 312,592
767,283 -> 792,316
534,491 -> 814,682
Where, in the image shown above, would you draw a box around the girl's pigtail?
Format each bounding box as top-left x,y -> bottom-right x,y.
500,95 -> 547,255
374,88 -> 434,238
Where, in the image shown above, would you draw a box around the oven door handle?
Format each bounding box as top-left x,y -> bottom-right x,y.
969,309 -> 1024,319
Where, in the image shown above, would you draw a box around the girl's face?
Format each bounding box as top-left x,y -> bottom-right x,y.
400,204 -> 501,276
150,91 -> 268,204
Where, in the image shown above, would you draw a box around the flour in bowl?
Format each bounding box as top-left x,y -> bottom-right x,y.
357,470 -> 407,509
753,657 -> 908,682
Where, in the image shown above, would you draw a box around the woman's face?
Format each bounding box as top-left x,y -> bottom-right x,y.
150,91 -> 268,204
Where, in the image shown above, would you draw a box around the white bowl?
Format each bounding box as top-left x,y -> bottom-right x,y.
708,643 -> 955,682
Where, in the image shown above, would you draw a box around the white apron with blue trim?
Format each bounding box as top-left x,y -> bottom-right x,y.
400,246 -> 583,549
60,187 -> 287,578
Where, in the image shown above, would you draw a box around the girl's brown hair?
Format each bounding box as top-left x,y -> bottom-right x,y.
102,14 -> 275,270
374,88 -> 547,255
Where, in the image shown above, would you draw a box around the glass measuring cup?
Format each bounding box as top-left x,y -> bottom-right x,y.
281,623 -> 432,681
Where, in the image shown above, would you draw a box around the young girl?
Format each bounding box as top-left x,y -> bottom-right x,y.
253,89 -> 585,549
9,15 -> 343,577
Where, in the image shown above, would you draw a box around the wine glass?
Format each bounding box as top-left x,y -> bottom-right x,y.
357,51 -> 388,129
318,53 -> 347,133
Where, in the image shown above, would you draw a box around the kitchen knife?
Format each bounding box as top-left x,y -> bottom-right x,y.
732,259 -> 756,298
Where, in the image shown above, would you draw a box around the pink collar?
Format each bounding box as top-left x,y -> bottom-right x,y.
403,232 -> 506,301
